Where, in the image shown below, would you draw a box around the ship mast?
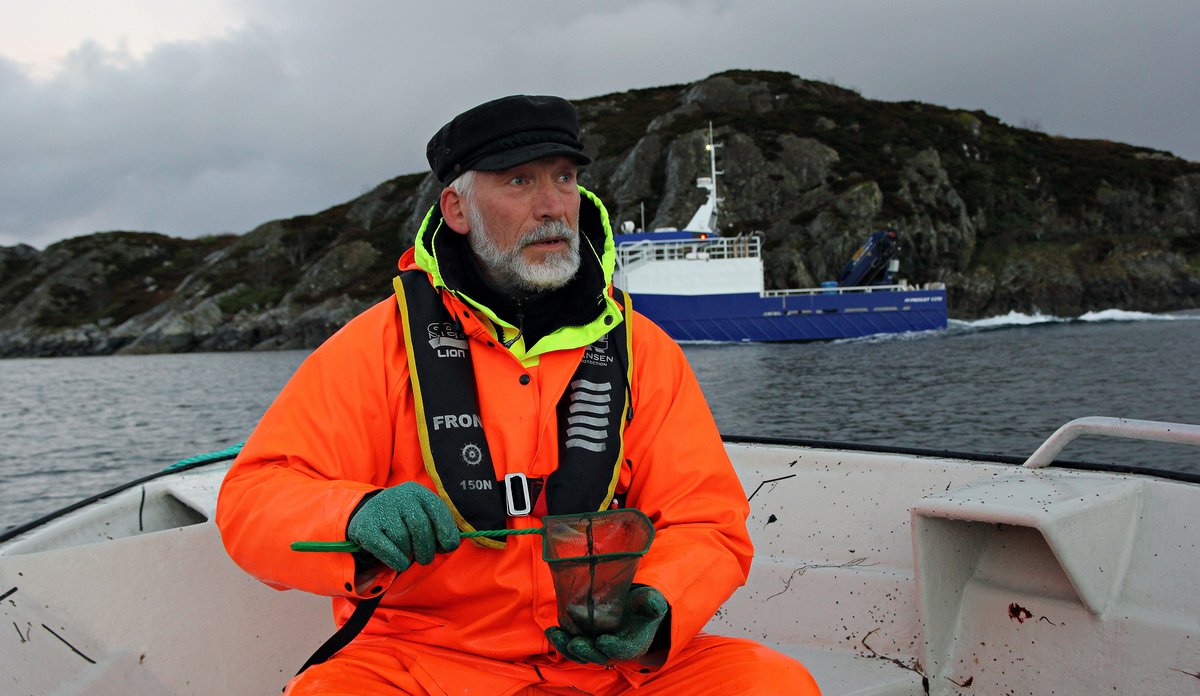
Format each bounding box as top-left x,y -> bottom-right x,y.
684,123 -> 722,233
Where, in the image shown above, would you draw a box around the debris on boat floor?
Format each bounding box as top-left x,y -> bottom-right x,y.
1007,603 -> 1032,623
138,486 -> 147,532
3,588 -> 30,643
42,623 -> 95,664
766,558 -> 877,601
747,474 -> 797,502
859,627 -> 931,694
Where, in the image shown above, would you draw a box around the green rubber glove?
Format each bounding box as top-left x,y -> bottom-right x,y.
545,586 -> 669,665
346,482 -> 460,572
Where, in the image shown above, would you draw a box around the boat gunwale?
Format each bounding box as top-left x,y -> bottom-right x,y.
721,433 -> 1200,485
5,435 -> 1197,545
0,450 -> 239,544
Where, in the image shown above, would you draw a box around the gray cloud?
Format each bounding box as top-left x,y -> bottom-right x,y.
2,0 -> 1197,249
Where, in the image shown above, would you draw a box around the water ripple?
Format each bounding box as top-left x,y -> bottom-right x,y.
3,317 -> 1198,532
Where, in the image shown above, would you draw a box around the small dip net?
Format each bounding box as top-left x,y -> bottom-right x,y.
541,509 -> 655,637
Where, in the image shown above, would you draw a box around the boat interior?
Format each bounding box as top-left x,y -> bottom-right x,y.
2,419 -> 1198,695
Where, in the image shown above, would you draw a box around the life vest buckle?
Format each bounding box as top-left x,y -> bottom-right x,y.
504,473 -> 532,517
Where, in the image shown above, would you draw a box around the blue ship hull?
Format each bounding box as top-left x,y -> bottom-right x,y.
629,288 -> 948,342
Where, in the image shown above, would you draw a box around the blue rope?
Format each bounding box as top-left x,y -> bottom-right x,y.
163,442 -> 245,472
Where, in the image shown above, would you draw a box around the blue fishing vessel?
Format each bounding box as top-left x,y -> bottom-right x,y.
613,127 -> 948,342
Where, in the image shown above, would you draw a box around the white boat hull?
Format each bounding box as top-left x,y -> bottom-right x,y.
3,424 -> 1198,694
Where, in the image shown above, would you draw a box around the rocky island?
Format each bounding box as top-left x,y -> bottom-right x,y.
2,70 -> 1198,357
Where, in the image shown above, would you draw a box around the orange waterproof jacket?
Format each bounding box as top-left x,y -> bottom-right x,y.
216,189 -> 753,687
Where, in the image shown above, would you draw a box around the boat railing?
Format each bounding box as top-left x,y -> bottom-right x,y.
1023,417 -> 1200,468
763,281 -> 946,297
616,234 -> 761,271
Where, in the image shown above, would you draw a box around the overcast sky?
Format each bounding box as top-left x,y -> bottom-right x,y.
2,0 -> 1198,250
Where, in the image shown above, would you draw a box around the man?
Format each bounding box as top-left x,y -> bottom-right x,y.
217,95 -> 819,694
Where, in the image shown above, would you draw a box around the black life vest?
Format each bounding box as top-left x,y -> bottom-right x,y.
394,271 -> 632,548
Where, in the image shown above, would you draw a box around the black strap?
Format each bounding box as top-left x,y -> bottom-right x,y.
289,593 -> 384,684
395,272 -> 630,542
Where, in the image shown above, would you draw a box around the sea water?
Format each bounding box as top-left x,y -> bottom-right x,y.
2,311 -> 1198,532
688,310 -> 1200,468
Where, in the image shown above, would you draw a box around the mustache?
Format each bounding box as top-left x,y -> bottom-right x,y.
519,220 -> 577,247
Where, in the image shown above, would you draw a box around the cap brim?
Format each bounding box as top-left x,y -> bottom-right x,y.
470,142 -> 592,172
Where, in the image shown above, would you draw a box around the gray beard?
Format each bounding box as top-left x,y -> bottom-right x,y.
467,206 -> 581,294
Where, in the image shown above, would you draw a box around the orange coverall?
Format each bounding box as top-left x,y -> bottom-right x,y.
216,192 -> 818,694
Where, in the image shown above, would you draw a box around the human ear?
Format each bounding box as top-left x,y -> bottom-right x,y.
440,188 -> 470,235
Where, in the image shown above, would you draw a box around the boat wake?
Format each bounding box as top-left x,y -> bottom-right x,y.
952,308 -> 1198,332
830,330 -> 941,345
1077,308 -> 1198,322
830,308 -> 1197,345
678,308 -> 1196,346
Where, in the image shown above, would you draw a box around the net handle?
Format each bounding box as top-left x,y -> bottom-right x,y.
291,527 -> 542,553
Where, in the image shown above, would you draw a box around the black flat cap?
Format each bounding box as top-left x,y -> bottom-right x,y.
427,95 -> 592,184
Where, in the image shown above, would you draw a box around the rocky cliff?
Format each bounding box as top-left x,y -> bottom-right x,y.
3,70 -> 1199,357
